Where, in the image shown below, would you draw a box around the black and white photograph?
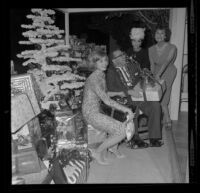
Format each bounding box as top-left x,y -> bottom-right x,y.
7,1 -> 198,187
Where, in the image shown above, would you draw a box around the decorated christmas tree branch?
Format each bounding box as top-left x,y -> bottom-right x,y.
17,8 -> 86,110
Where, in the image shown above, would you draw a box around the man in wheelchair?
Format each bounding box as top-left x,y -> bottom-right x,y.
104,49 -> 163,148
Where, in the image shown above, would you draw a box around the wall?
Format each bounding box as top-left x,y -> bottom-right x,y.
180,15 -> 188,112
169,8 -> 186,120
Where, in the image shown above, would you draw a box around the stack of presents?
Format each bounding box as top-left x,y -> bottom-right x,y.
11,74 -> 90,184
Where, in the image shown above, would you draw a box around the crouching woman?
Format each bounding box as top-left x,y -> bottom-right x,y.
82,49 -> 134,165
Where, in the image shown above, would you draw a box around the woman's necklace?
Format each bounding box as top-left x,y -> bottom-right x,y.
155,43 -> 168,57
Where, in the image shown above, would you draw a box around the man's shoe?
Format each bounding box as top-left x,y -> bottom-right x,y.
149,139 -> 163,147
128,137 -> 149,149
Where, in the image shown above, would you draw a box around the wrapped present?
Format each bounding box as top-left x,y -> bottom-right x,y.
131,79 -> 166,101
12,149 -> 41,175
56,139 -> 87,152
42,156 -> 88,184
55,111 -> 77,141
63,160 -> 87,184
12,117 -> 42,153
73,112 -> 87,141
87,125 -> 107,149
27,117 -> 42,147
55,111 -> 86,142
12,124 -> 34,153
12,159 -> 49,184
11,94 -> 36,133
58,148 -> 88,184
12,123 -> 42,175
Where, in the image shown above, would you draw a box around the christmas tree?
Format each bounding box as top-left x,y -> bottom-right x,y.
17,8 -> 86,110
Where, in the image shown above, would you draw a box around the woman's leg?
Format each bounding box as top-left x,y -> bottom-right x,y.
96,123 -> 126,152
161,104 -> 170,123
90,130 -> 126,164
108,143 -> 125,158
87,113 -> 126,164
161,65 -> 177,128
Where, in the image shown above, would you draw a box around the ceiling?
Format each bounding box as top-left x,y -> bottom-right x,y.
56,8 -> 168,13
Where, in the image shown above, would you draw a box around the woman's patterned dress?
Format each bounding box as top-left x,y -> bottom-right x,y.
82,69 -> 125,136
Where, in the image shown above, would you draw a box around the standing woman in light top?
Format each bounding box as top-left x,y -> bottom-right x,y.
149,25 -> 177,129
82,49 -> 134,165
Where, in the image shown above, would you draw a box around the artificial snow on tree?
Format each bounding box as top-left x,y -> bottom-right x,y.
17,8 -> 86,110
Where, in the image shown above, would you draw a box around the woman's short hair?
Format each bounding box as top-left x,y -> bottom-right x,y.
154,24 -> 171,42
87,49 -> 107,71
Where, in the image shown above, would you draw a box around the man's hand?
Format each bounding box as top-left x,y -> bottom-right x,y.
128,89 -> 142,98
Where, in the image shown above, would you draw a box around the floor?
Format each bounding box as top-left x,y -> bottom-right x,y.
172,112 -> 188,182
87,112 -> 188,184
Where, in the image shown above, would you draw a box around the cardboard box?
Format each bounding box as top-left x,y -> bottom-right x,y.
12,121 -> 42,175
11,94 -> 36,133
12,159 -> 48,184
12,150 -> 41,175
131,79 -> 166,101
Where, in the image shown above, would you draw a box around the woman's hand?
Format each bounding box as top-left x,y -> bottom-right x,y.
107,91 -> 126,97
155,74 -> 162,82
126,110 -> 135,122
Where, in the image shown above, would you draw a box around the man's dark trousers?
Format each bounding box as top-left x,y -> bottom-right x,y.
131,101 -> 162,139
106,64 -> 162,140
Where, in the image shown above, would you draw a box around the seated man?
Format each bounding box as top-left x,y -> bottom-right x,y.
106,49 -> 163,148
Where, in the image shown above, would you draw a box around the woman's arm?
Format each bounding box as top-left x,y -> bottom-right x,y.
107,91 -> 126,97
157,45 -> 177,77
148,47 -> 155,74
91,76 -> 132,114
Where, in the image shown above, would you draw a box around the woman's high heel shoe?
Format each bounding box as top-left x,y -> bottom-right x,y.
89,149 -> 110,165
108,148 -> 126,159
